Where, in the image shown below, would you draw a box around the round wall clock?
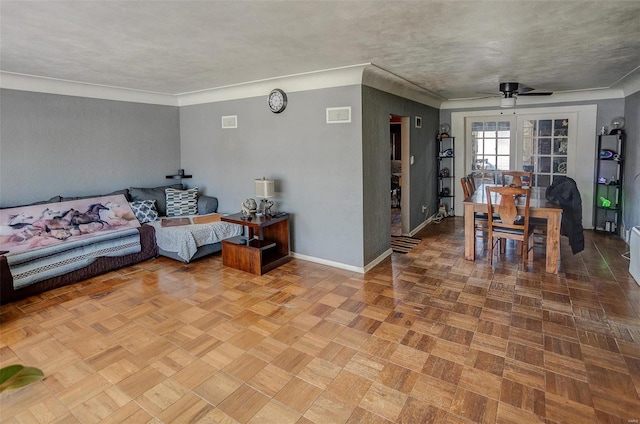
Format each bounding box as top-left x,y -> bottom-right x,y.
268,89 -> 287,113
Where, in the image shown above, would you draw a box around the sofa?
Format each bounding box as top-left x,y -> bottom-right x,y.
0,183 -> 233,304
126,184 -> 242,263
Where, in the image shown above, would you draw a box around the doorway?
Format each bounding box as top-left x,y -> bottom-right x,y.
390,115 -> 410,236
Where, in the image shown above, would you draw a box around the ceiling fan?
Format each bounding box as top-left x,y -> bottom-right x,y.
493,82 -> 553,107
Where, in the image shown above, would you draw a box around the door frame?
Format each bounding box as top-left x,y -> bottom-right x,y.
400,116 -> 410,234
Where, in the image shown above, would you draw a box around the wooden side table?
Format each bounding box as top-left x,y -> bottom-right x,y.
221,213 -> 290,275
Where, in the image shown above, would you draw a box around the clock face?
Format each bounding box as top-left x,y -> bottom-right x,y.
268,89 -> 287,113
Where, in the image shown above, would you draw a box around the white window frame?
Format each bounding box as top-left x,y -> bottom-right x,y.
516,113 -> 578,188
465,116 -> 517,184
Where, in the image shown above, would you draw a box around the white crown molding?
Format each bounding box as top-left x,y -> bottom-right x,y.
362,64 -> 444,109
0,72 -> 178,106
0,64 -> 368,107
177,64 -> 369,106
4,64 -> 637,108
612,65 -> 640,96
441,88 -> 626,110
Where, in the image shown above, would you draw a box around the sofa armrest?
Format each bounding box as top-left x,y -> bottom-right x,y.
198,195 -> 218,215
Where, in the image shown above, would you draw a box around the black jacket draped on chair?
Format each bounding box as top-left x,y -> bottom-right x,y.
546,176 -> 584,254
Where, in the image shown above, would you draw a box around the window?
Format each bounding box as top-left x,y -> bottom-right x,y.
522,118 -> 569,187
468,118 -> 515,185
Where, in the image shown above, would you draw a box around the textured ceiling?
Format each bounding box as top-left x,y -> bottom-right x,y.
1,1 -> 639,100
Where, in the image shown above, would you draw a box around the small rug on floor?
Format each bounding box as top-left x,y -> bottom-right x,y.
391,236 -> 421,253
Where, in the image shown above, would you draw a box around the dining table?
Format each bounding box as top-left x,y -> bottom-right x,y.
463,184 -> 563,274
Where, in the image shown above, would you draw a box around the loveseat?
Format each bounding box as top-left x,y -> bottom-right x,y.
0,183 -> 226,304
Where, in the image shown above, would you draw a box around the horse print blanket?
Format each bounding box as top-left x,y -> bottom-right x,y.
0,194 -> 141,289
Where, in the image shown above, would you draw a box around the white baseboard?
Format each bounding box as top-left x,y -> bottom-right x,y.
408,214 -> 434,237
291,248 -> 393,274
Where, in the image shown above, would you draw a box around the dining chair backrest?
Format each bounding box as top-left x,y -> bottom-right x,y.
485,185 -> 534,266
467,174 -> 477,192
502,171 -> 533,188
461,177 -> 471,199
485,186 -> 531,232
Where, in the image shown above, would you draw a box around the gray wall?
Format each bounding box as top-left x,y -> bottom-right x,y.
624,91 -> 640,235
0,89 -> 180,207
362,86 -> 439,264
180,86 -> 365,266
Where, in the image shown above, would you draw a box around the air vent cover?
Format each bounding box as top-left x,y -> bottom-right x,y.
221,115 -> 237,129
326,107 -> 351,124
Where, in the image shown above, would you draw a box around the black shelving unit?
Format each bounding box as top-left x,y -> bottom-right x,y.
437,136 -> 455,217
594,133 -> 625,235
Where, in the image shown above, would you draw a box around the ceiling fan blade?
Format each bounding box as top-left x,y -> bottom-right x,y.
516,86 -> 534,94
518,91 -> 553,96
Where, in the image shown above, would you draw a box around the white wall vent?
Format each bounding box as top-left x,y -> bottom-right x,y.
221,115 -> 237,129
326,107 -> 351,124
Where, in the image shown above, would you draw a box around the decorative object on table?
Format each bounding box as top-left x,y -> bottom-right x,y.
255,177 -> 275,216
600,197 -> 612,208
609,116 -> 625,134
241,198 -> 257,215
268,88 -> 287,113
166,169 -> 192,179
439,123 -> 450,138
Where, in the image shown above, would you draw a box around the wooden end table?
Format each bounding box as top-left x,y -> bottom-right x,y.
221,213 -> 290,275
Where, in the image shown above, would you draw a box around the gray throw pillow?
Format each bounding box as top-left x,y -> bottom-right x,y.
129,184 -> 182,217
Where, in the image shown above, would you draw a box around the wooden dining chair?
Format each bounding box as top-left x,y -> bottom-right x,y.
467,174 -> 477,192
502,171 -> 533,188
462,176 -> 492,239
485,185 -> 535,266
461,177 -> 471,199
504,171 -> 547,243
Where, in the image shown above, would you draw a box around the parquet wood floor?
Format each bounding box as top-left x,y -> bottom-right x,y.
1,217 -> 639,423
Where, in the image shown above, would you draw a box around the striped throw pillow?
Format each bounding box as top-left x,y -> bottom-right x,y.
165,187 -> 198,217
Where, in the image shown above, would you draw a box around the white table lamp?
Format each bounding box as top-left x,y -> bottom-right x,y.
255,178 -> 275,216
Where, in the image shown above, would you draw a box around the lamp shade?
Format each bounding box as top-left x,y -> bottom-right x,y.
255,178 -> 275,198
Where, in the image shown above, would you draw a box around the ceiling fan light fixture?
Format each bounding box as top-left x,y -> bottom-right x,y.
501,97 -> 516,108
